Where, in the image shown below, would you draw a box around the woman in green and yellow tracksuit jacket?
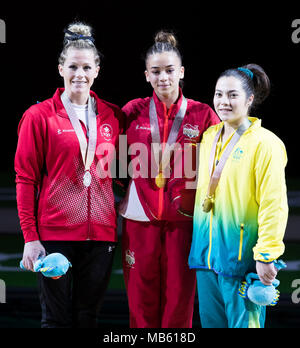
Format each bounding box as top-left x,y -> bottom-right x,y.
188,64 -> 288,328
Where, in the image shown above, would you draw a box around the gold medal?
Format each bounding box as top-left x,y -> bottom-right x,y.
155,172 -> 166,188
202,196 -> 214,213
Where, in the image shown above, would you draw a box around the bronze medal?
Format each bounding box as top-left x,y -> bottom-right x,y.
202,196 -> 214,213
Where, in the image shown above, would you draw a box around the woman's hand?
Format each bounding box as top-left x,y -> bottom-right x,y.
256,261 -> 277,286
22,240 -> 46,271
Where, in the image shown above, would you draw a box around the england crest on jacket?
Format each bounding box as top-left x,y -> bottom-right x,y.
183,124 -> 200,139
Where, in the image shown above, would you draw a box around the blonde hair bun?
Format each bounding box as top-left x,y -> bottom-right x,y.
65,22 -> 93,40
59,21 -> 101,66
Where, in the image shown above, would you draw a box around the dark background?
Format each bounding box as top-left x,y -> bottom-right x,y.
0,2 -> 299,182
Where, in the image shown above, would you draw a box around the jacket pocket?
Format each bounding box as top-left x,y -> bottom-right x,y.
238,223 -> 244,261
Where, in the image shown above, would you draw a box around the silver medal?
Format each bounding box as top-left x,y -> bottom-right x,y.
83,171 -> 92,187
61,92 -> 97,190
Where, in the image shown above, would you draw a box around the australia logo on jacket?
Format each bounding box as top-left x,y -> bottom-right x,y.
183,124 -> 199,139
232,147 -> 244,161
100,124 -> 113,141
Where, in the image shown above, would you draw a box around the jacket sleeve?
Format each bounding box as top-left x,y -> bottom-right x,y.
252,137 -> 288,263
115,101 -> 136,192
14,110 -> 45,243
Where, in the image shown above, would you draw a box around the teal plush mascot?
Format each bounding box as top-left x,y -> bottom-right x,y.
239,260 -> 286,306
20,253 -> 71,279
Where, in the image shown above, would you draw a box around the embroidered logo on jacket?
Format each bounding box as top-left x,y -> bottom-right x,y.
100,124 -> 113,141
232,147 -> 244,161
136,124 -> 152,131
57,129 -> 75,135
183,124 -> 200,139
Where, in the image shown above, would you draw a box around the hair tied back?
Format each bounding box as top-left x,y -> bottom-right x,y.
154,30 -> 177,48
63,29 -> 95,44
237,67 -> 254,80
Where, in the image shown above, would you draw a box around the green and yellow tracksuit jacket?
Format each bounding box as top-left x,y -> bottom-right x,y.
188,117 -> 288,278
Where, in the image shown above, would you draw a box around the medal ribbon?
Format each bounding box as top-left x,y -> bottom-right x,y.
61,91 -> 97,174
149,96 -> 187,177
206,118 -> 251,199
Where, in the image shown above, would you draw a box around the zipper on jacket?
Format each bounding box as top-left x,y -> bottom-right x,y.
207,210 -> 213,269
238,223 -> 244,261
157,104 -> 173,220
82,121 -> 91,241
86,185 -> 91,240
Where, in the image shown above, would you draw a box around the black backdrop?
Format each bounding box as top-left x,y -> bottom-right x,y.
1,2 -> 299,180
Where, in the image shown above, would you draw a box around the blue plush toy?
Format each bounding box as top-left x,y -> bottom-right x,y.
20,253 -> 72,279
238,260 -> 286,306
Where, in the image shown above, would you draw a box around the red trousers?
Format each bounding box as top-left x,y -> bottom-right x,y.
122,218 -> 196,328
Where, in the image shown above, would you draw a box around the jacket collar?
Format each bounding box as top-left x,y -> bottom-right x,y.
248,117 -> 261,130
54,88 -> 101,118
152,88 -> 184,119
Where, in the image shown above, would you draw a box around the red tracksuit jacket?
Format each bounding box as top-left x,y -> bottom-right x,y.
15,88 -> 123,243
122,89 -> 220,221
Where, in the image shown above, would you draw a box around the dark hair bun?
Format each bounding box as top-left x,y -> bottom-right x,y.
154,31 -> 177,48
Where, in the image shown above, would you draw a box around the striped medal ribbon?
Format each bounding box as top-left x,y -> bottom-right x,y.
203,118 -> 251,213
149,96 -> 187,188
61,91 -> 97,187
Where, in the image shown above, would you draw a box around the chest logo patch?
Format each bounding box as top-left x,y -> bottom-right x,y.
100,124 -> 113,141
183,124 -> 199,138
232,147 -> 244,161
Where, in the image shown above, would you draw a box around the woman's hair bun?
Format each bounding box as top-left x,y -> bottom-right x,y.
59,21 -> 101,66
145,29 -> 183,71
64,22 -> 93,40
154,30 -> 177,48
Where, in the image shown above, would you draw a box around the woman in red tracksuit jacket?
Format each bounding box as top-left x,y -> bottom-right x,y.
119,30 -> 220,328
14,22 -> 123,328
